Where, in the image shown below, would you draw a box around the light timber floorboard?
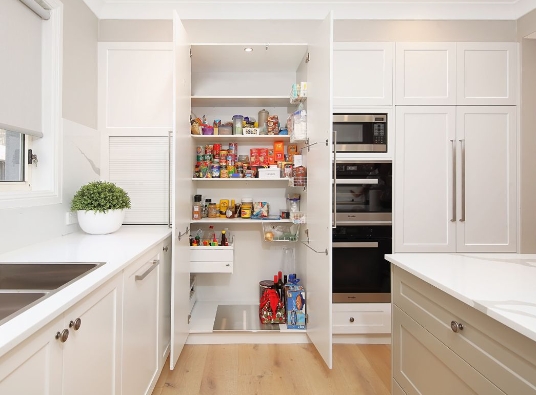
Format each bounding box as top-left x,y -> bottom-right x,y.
152,344 -> 391,395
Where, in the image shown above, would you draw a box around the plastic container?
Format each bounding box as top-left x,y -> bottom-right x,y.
240,197 -> 253,219
202,126 -> 214,135
219,125 -> 232,135
258,109 -> 269,130
232,115 -> 244,135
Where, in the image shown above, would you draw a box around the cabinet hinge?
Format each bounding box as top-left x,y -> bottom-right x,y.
305,52 -> 310,63
189,47 -> 192,58
188,314 -> 191,324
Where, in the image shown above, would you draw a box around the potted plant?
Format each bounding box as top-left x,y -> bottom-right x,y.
71,181 -> 131,235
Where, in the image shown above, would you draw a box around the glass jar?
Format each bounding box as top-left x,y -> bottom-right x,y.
208,203 -> 219,218
240,197 -> 253,219
232,115 -> 244,135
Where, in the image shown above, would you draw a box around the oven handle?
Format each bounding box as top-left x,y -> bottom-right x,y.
332,242 -> 379,248
333,130 -> 337,229
332,179 -> 379,185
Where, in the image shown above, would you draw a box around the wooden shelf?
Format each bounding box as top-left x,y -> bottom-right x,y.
191,218 -> 292,224
191,96 -> 290,107
191,134 -> 290,142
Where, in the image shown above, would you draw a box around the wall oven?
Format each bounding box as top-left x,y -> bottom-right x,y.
333,114 -> 387,153
332,162 -> 392,303
332,225 -> 392,303
333,162 -> 392,225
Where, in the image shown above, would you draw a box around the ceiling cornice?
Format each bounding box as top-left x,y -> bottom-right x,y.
83,0 -> 536,21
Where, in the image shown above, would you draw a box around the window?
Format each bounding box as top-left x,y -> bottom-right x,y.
0,0 -> 62,207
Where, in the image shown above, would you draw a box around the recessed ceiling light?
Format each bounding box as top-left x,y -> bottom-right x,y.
244,47 -> 253,52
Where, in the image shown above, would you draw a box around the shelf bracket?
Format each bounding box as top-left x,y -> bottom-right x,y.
300,229 -> 328,255
300,138 -> 318,153
178,226 -> 190,241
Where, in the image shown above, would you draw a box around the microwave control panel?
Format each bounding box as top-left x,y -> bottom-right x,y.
373,123 -> 386,144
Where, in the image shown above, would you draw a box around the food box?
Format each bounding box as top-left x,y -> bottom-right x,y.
286,288 -> 306,329
274,141 -> 285,153
243,127 -> 259,135
258,168 -> 280,179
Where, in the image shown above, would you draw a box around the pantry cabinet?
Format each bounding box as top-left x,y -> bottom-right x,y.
457,42 -> 517,105
394,106 -> 516,252
395,42 -> 457,105
171,12 -> 334,368
333,42 -> 393,107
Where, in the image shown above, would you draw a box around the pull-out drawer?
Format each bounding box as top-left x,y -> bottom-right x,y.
190,246 -> 234,274
393,306 -> 505,395
393,266 -> 536,395
332,303 -> 391,334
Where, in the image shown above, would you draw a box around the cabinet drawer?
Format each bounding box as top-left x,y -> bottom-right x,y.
190,247 -> 233,262
393,306 -> 505,395
393,266 -> 536,395
332,303 -> 391,334
190,261 -> 233,274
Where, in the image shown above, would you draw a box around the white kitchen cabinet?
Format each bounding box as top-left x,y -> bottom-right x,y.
0,316 -> 63,394
122,252 -> 160,395
395,42 -> 457,105
392,379 -> 407,395
392,265 -> 536,395
457,43 -> 517,105
332,303 -> 391,334
172,12 -> 334,368
62,275 -> 122,395
394,106 -> 516,253
333,42 -> 393,107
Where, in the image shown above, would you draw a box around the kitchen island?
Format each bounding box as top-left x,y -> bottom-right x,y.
386,253 -> 536,395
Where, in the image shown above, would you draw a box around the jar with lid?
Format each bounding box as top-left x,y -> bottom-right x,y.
208,202 -> 219,218
232,115 -> 244,135
240,197 -> 253,219
258,109 -> 269,133
192,194 -> 202,220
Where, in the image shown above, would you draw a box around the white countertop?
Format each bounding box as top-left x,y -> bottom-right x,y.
0,225 -> 172,357
386,253 -> 536,343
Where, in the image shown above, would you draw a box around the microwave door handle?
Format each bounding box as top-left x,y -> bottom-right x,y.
333,242 -> 379,248
333,130 -> 337,229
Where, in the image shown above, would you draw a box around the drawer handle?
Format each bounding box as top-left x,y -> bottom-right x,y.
226,264 -> 230,267
451,320 -> 464,333
135,259 -> 160,281
349,317 -> 354,323
55,329 -> 69,343
69,318 -> 82,331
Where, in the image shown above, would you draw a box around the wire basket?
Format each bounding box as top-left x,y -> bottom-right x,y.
262,222 -> 300,242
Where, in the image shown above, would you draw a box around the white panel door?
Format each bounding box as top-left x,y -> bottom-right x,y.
170,11 -> 192,370
62,277 -> 122,395
0,316 -> 63,394
305,12 -> 333,369
333,42 -> 393,107
98,42 -> 174,135
122,255 -> 159,395
456,106 -> 517,252
457,43 -> 517,105
395,42 -> 457,105
394,106 -> 456,252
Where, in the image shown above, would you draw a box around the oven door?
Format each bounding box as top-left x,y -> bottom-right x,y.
332,236 -> 391,303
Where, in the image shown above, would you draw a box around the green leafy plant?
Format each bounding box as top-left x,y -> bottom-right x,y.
71,181 -> 131,213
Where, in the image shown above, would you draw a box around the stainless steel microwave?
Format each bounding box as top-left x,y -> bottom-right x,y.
333,114 -> 387,153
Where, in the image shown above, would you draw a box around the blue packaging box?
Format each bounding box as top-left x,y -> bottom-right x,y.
286,289 -> 306,329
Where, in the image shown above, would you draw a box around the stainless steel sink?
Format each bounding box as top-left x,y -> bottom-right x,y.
0,291 -> 48,322
0,263 -> 102,290
0,262 -> 104,326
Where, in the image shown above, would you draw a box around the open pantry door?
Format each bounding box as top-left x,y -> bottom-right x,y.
170,11 -> 192,369
304,12 -> 333,369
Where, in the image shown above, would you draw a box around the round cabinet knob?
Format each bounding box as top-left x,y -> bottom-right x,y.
349,317 -> 355,323
69,318 -> 82,331
451,320 -> 464,333
55,329 -> 69,343
163,246 -> 169,252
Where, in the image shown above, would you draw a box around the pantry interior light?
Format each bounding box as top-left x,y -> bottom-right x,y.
244,47 -> 253,52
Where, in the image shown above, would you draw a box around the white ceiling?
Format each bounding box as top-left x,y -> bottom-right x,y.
84,0 -> 536,20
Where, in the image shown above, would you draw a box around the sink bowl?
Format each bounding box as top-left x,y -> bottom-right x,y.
0,291 -> 48,323
0,262 -> 104,326
0,263 -> 102,290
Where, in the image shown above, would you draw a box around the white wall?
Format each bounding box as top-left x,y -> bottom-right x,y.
0,0 -> 99,254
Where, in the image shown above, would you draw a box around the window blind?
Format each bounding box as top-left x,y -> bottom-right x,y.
0,0 -> 44,138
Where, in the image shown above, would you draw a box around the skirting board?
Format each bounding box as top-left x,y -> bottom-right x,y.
333,334 -> 391,344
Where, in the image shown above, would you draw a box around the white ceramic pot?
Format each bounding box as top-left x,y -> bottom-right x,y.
77,209 -> 126,235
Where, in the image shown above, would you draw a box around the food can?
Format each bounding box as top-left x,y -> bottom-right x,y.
227,165 -> 235,175
226,155 -> 235,166
228,142 -> 238,154
220,168 -> 228,178
196,146 -> 204,155
204,154 -> 213,162
196,154 -> 204,162
213,144 -> 222,155
211,164 -> 220,178
220,150 -> 228,158
219,159 -> 227,167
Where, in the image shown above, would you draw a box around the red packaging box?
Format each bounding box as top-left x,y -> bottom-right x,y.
274,141 -> 285,153
275,152 -> 285,162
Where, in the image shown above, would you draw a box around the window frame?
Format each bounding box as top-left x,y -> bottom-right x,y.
0,132 -> 32,191
0,0 -> 63,208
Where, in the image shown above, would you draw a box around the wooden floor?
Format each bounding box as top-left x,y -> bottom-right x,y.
152,344 -> 391,395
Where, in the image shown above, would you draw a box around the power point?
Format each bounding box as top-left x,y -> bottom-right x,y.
66,211 -> 78,225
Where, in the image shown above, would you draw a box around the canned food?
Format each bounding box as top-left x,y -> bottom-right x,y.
226,155 -> 235,166
196,146 -> 204,155
220,150 -> 228,158
204,154 -> 213,162
227,165 -> 235,175
196,154 -> 204,162
213,144 -> 222,155
228,142 -> 238,154
220,168 -> 228,178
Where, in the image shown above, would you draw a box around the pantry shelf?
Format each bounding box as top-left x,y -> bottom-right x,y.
191,135 -> 290,142
191,96 -> 290,107
192,178 -> 290,182
191,218 -> 292,224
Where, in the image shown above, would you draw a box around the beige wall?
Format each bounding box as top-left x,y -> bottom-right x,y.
62,0 -> 98,130
518,8 -> 536,39
99,19 -> 173,42
335,20 -> 516,42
